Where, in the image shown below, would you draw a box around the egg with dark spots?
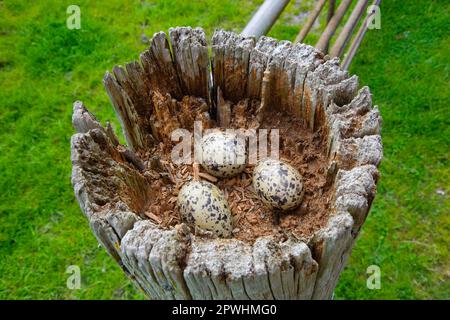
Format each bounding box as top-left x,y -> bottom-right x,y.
201,131 -> 246,178
177,180 -> 233,237
252,158 -> 304,210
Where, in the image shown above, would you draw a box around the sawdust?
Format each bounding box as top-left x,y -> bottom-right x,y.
134,95 -> 333,243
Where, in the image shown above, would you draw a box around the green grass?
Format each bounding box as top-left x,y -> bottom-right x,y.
0,0 -> 448,299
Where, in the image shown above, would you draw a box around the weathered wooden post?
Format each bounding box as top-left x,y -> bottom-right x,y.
71,27 -> 382,299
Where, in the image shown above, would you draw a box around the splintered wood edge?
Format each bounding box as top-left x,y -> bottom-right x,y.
71,27 -> 382,300
169,27 -> 210,100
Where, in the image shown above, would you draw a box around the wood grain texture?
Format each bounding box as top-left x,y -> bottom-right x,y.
247,36 -> 278,99
211,30 -> 255,102
303,57 -> 360,130
169,27 -> 210,100
140,31 -> 183,99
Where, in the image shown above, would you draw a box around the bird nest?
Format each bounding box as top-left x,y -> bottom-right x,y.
71,27 -> 382,300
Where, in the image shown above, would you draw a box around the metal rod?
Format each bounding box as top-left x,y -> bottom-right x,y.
294,0 -> 327,44
341,0 -> 381,70
330,0 -> 369,58
315,0 -> 353,52
327,0 -> 336,23
242,0 -> 290,38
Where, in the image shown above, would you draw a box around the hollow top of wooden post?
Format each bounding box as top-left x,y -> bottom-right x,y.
70,27 -> 382,300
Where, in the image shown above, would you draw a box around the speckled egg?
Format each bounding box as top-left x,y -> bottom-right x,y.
177,180 -> 233,237
201,131 -> 246,178
252,158 -> 304,211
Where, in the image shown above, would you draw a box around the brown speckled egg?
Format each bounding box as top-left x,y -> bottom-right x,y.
177,180 -> 233,237
252,158 -> 304,211
201,131 -> 246,178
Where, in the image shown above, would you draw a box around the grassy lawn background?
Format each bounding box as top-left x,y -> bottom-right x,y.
0,0 -> 448,299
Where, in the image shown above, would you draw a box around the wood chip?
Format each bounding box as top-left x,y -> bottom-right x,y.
144,210 -> 162,224
192,163 -> 200,181
198,171 -> 218,183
